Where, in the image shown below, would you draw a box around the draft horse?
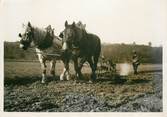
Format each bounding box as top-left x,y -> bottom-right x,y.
60,21 -> 101,82
18,22 -> 70,83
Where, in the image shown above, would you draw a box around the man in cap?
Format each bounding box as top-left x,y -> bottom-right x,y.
132,50 -> 140,74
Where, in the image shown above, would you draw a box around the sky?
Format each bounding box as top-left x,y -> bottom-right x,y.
0,0 -> 167,46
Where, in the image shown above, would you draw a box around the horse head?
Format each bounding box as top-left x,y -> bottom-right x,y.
18,22 -> 34,50
61,21 -> 85,53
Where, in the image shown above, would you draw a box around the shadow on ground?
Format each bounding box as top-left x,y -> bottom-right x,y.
139,69 -> 162,74
4,73 -> 152,86
127,79 -> 151,84
4,75 -> 59,86
96,73 -> 151,85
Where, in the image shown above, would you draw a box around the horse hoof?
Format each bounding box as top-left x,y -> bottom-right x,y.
74,80 -> 80,84
66,74 -> 70,81
41,80 -> 46,84
60,74 -> 64,81
66,78 -> 70,81
41,77 -> 47,83
88,80 -> 93,84
50,71 -> 55,76
51,74 -> 56,77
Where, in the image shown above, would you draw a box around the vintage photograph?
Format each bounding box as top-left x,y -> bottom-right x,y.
2,0 -> 165,112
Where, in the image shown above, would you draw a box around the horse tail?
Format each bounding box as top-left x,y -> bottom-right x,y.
93,38 -> 101,70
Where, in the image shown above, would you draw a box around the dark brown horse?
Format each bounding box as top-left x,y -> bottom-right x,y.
60,21 -> 101,82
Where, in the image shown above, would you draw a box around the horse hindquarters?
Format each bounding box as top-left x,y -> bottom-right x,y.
50,60 -> 56,76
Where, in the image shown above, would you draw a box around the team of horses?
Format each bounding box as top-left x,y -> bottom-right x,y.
18,21 -> 114,83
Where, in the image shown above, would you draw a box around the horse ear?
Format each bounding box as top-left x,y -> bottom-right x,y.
22,23 -> 25,28
18,33 -> 22,37
59,32 -> 63,38
28,22 -> 31,27
72,22 -> 75,27
65,21 -> 68,27
83,24 -> 86,29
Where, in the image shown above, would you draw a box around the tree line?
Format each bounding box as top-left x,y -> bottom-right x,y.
4,41 -> 162,63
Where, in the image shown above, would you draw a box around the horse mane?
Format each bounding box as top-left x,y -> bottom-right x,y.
33,27 -> 47,40
31,26 -> 54,50
73,25 -> 87,42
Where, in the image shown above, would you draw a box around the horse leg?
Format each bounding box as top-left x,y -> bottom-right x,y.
37,53 -> 47,83
50,60 -> 56,77
87,57 -> 96,82
60,68 -> 65,81
65,63 -> 70,80
73,57 -> 80,80
77,57 -> 87,80
60,59 -> 70,81
73,56 -> 87,81
92,55 -> 99,80
42,62 -> 47,83
40,60 -> 47,83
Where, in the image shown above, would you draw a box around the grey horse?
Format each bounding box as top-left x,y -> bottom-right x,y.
18,22 -> 70,83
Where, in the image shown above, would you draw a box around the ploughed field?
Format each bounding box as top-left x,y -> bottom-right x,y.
4,61 -> 162,112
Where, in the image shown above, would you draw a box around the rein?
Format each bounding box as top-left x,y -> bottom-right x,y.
36,52 -> 61,57
33,49 -> 62,58
27,40 -> 63,58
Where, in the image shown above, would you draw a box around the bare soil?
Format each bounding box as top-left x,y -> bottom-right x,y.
4,62 -> 162,112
